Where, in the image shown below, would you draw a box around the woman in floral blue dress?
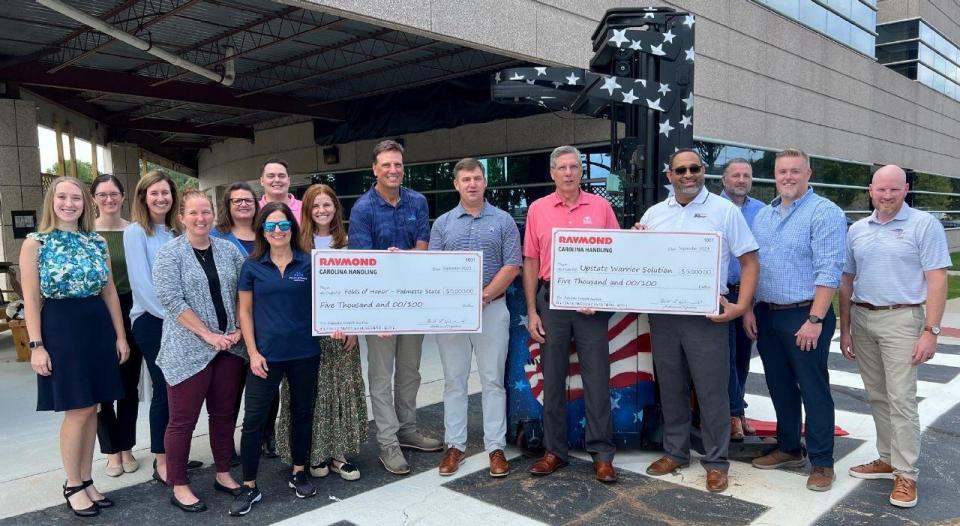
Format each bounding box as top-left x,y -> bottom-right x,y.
19,176 -> 129,517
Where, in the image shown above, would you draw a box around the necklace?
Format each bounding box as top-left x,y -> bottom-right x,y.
193,246 -> 211,263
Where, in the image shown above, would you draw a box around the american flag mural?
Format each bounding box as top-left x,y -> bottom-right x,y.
505,280 -> 658,451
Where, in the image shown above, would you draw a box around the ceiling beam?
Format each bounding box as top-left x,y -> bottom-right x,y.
0,62 -> 344,120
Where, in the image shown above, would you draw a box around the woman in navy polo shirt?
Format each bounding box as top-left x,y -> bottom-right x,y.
230,202 -> 320,517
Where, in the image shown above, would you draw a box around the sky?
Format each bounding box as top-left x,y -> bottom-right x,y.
37,124 -> 107,173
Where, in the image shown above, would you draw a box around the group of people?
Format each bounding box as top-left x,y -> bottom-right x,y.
20,139 -> 946,518
520,145 -> 946,510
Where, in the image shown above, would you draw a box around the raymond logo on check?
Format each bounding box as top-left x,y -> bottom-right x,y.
549,228 -> 721,315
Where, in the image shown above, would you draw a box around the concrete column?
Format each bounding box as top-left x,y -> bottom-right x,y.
107,142 -> 141,217
0,98 -> 42,267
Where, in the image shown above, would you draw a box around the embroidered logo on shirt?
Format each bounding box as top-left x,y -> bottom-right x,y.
891,228 -> 905,239
694,213 -> 707,218
583,216 -> 593,225
287,271 -> 308,282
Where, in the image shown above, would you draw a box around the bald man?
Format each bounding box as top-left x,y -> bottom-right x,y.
839,165 -> 950,508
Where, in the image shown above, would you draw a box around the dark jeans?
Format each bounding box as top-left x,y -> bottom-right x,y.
756,303 -> 836,468
233,374 -> 279,441
165,353 -> 244,486
132,313 -> 168,454
726,290 -> 753,417
97,292 -> 143,454
536,284 -> 615,462
240,355 -> 320,482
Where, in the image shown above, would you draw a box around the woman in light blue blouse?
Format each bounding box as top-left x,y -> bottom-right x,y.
20,176 -> 129,517
124,170 -> 198,483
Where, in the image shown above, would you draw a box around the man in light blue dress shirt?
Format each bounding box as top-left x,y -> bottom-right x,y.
720,159 -> 765,441
747,148 -> 847,492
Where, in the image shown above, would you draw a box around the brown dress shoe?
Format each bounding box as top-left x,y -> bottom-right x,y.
529,452 -> 568,476
706,469 -> 728,492
646,456 -> 689,476
806,466 -> 835,491
740,416 -> 756,436
438,448 -> 465,476
848,458 -> 894,480
730,416 -> 745,441
489,449 -> 510,478
594,461 -> 617,483
752,449 -> 806,470
890,475 -> 917,508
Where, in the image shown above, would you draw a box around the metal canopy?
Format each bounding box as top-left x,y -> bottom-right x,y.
0,0 -> 520,172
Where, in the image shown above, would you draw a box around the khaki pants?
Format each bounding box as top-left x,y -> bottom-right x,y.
365,334 -> 425,448
850,305 -> 923,480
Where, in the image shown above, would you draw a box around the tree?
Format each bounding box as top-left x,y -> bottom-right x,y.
45,160 -> 95,183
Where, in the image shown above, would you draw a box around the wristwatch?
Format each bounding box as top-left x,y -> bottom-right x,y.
28,340 -> 44,350
924,325 -> 941,336
807,315 -> 823,324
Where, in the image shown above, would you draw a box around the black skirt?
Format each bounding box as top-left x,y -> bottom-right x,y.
37,296 -> 125,412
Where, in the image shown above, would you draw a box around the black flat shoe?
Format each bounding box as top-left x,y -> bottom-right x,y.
170,494 -> 207,513
81,480 -> 113,508
186,460 -> 203,470
63,481 -> 99,517
214,480 -> 243,497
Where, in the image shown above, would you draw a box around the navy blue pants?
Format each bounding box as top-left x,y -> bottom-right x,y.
756,303 -> 835,468
133,313 -> 168,454
726,290 -> 753,417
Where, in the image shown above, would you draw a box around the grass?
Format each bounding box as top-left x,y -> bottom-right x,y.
951,252 -> 960,270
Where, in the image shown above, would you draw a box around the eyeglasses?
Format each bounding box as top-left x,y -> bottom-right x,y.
230,198 -> 255,205
672,164 -> 703,176
263,220 -> 292,232
94,192 -> 122,200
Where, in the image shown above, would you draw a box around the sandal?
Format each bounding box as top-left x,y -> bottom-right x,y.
63,481 -> 99,517
82,480 -> 114,508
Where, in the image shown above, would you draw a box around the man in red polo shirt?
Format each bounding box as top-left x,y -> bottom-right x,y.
523,145 -> 620,483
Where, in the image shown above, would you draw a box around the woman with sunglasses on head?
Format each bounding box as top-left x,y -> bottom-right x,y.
230,202 -> 321,517
153,190 -> 247,512
124,171 -> 201,484
90,175 -> 143,478
20,176 -> 128,517
275,184 -> 366,482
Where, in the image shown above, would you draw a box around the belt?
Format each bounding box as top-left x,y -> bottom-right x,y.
854,302 -> 922,311
727,283 -> 740,294
761,300 -> 813,311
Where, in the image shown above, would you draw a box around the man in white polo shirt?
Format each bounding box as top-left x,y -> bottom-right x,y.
839,164 -> 950,508
635,148 -> 759,493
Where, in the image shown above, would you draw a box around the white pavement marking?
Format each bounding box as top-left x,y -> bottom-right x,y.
275,449 -> 545,526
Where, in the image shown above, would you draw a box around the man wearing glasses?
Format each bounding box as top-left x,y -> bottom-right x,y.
523,145 -> 620,483
747,148 -> 847,492
259,158 -> 302,224
635,149 -> 759,493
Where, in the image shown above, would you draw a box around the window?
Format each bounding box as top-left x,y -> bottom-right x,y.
878,19 -> 960,102
754,0 -> 877,56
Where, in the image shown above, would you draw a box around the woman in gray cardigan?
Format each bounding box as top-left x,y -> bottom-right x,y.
153,190 -> 247,513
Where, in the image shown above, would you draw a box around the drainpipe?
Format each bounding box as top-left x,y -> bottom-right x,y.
36,0 -> 236,86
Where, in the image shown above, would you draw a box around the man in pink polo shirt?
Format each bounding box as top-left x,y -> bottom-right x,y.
258,158 -> 303,223
523,145 -> 620,483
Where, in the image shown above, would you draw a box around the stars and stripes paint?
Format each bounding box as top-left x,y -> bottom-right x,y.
523,312 -> 654,405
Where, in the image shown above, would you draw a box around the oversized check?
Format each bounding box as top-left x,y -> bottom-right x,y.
549,228 -> 721,315
311,250 -> 483,335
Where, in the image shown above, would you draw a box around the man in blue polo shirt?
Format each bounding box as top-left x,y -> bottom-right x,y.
720,158 -> 766,440
348,139 -> 440,475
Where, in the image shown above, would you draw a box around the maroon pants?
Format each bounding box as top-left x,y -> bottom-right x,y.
164,353 -> 244,486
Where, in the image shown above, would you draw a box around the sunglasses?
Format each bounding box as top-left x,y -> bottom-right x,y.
263,220 -> 292,232
672,164 -> 703,176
